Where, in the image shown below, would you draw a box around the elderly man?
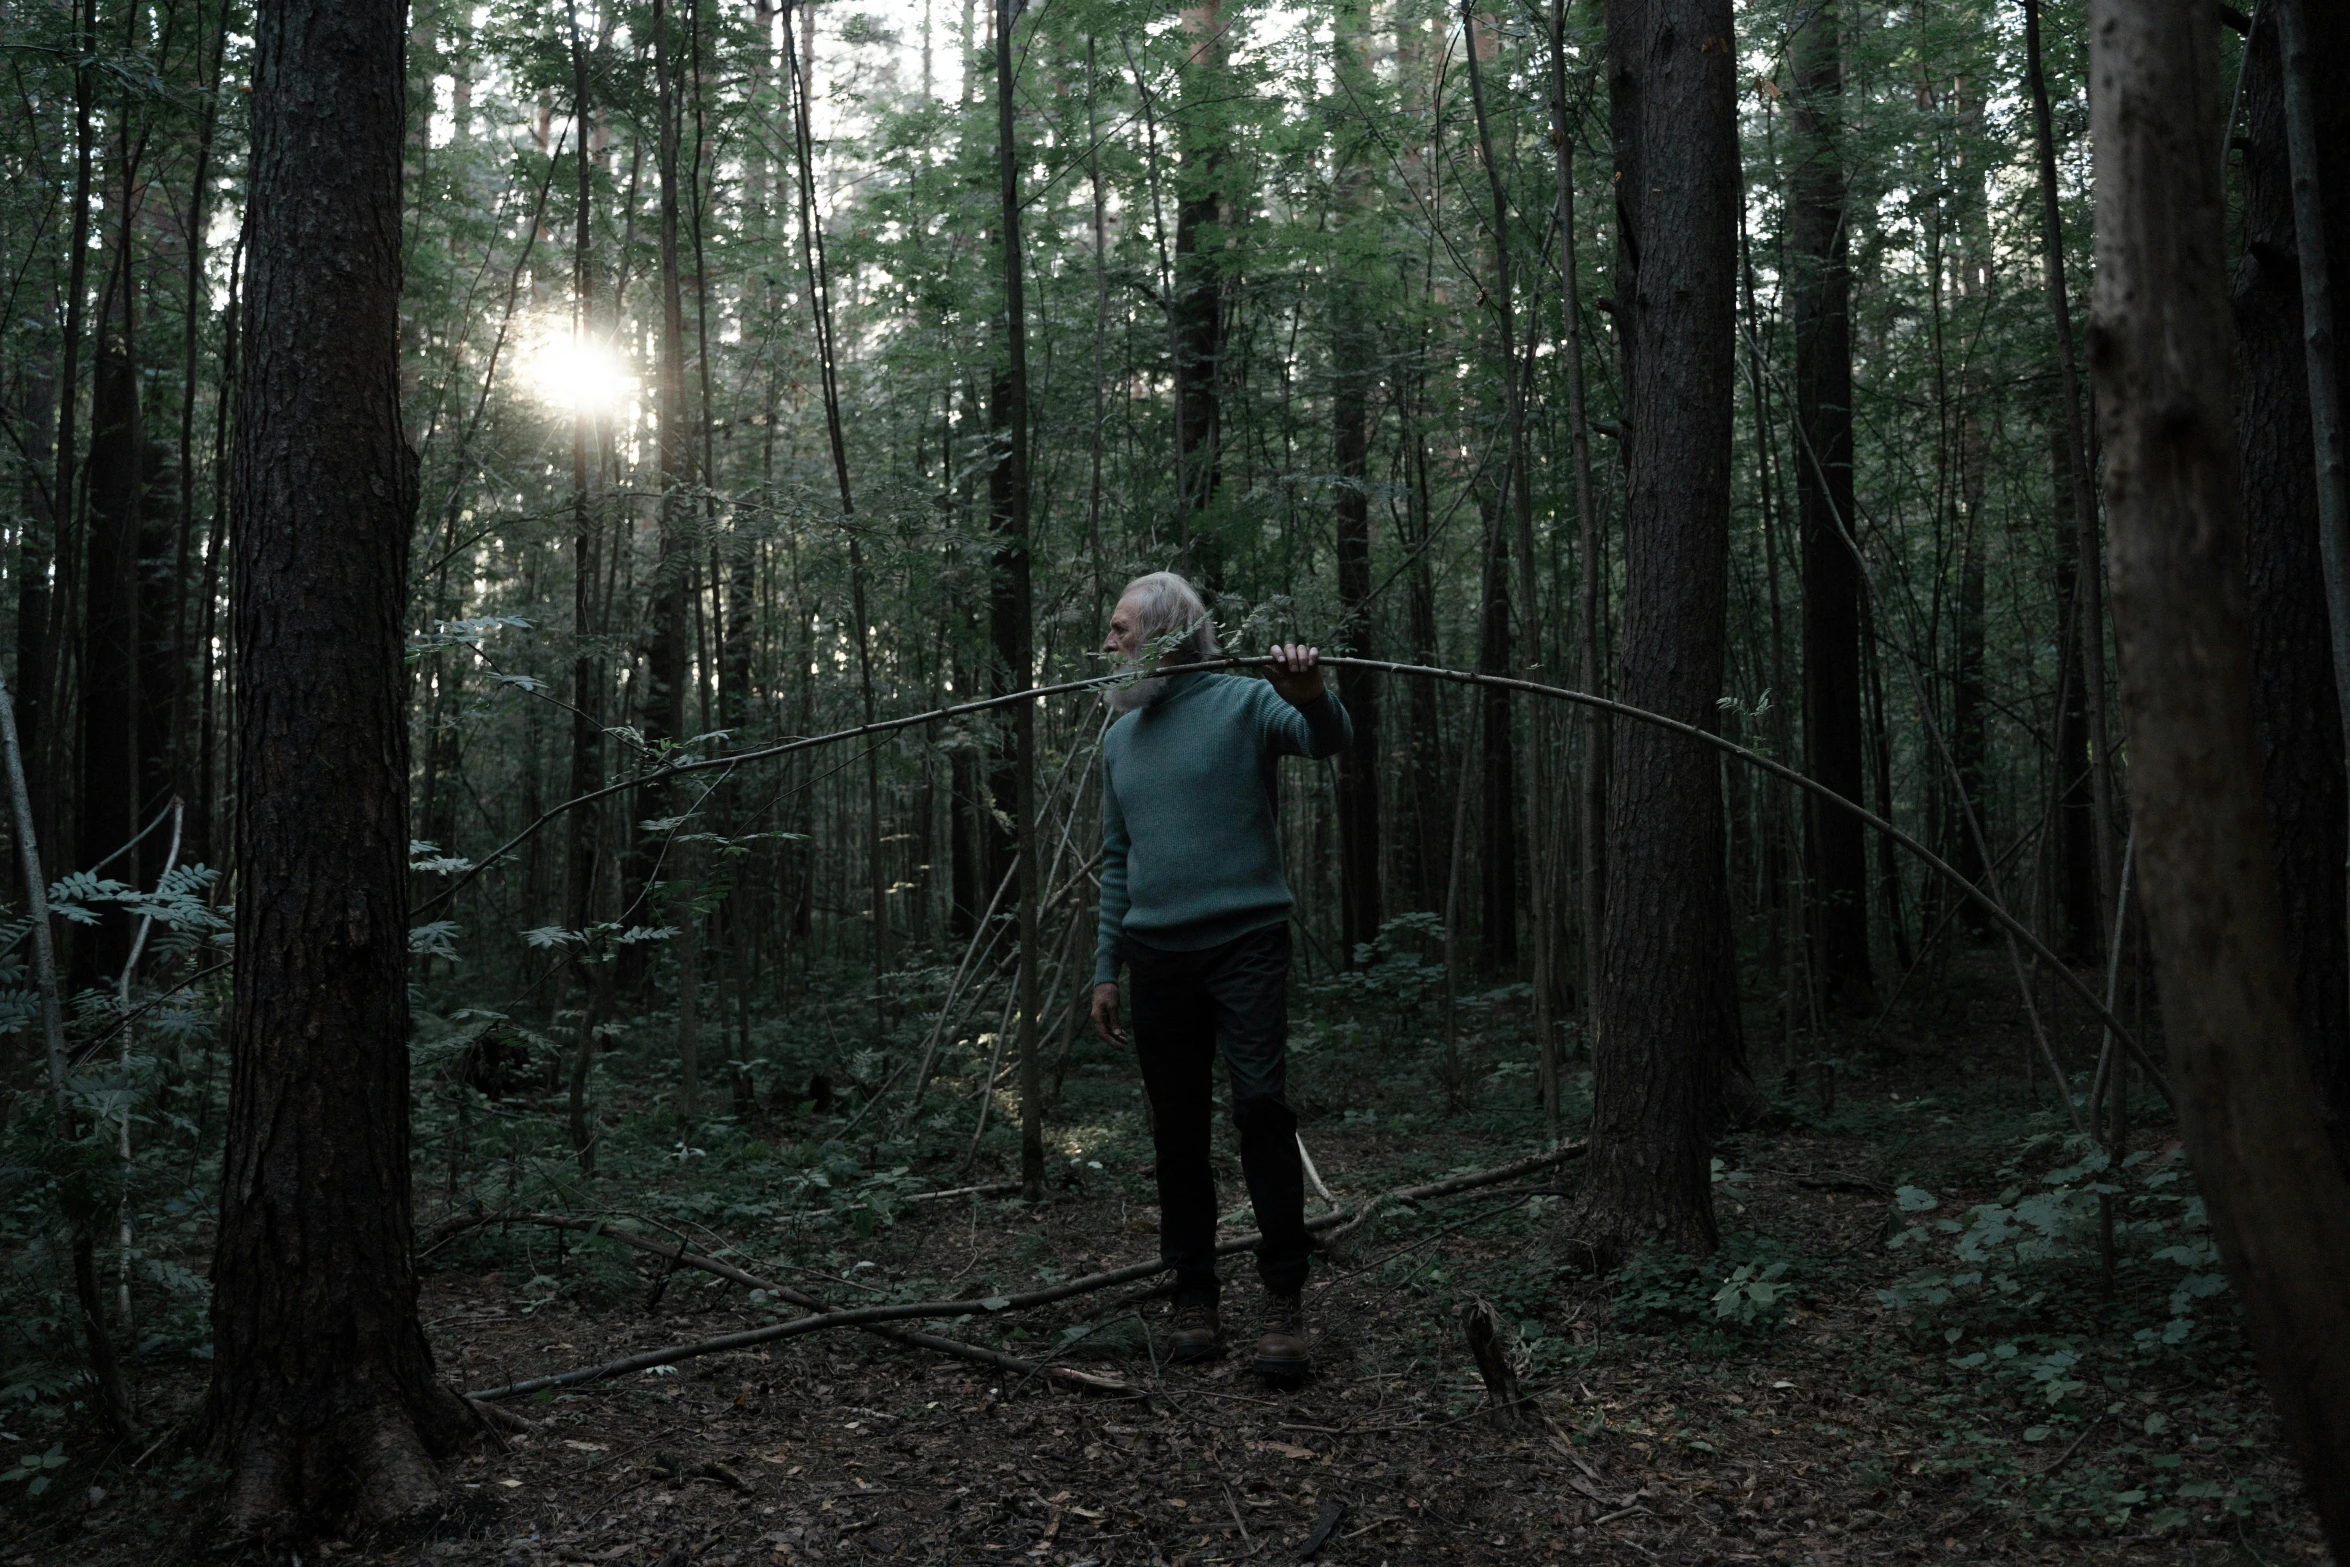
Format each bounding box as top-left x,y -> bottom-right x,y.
1089,571 -> 1350,1380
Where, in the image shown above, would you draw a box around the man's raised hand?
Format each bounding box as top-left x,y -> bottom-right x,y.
1266,642 -> 1325,706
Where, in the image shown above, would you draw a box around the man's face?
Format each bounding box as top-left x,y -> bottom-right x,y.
1104,592 -> 1146,661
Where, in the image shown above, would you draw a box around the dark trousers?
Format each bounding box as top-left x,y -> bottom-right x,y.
1127,923 -> 1308,1304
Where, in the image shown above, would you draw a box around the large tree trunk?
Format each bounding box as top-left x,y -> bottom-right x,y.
2093,0 -> 2350,1548
203,0 -> 470,1529
76,285 -> 142,990
1563,0 -> 1739,1262
2234,1 -> 2350,1168
1787,0 -> 1872,1015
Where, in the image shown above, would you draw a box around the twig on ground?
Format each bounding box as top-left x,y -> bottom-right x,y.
2035,1413 -> 2105,1479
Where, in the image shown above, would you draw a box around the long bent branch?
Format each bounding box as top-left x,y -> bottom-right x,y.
420,655 -> 2163,1100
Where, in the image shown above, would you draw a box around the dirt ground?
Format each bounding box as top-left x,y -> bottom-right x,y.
5,976 -> 2333,1567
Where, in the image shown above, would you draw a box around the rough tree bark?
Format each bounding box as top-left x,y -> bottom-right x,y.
203,0 -> 471,1530
1788,0 -> 1872,1014
2232,3 -> 2350,1169
2091,0 -> 2350,1549
1562,0 -> 1740,1262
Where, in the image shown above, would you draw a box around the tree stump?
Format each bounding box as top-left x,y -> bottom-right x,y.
1457,1298 -> 1526,1429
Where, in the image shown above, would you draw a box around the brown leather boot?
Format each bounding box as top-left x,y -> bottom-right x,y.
1254,1293 -> 1310,1381
1168,1302 -> 1221,1363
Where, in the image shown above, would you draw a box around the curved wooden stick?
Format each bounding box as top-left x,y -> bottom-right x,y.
422,654 -> 2164,1102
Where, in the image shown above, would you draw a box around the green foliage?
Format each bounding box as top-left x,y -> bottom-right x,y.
0,1443 -> 67,1498
1613,1235 -> 1801,1344
1879,1135 -> 2230,1354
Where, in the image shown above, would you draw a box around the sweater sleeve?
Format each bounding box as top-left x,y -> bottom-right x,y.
1261,684 -> 1352,760
1093,746 -> 1131,986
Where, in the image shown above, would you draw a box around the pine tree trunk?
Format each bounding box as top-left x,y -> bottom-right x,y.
1172,0 -> 1225,585
1330,2 -> 1380,963
1564,0 -> 1740,1262
77,283 -> 141,990
1788,0 -> 1873,1014
2233,3 -> 2350,1169
2092,0 -> 2350,1545
202,0 -> 469,1527
2025,0 -> 2116,951
994,0 -> 1043,1199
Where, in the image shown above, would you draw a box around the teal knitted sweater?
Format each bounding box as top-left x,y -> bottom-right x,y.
1092,671 -> 1352,985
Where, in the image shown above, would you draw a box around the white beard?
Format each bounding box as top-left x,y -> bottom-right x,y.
1105,663 -> 1168,713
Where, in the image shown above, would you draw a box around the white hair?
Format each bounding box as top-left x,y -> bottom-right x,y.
1121,571 -> 1221,660
1108,571 -> 1219,712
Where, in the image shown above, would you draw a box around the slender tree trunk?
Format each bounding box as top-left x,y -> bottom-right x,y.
2025,0 -> 2116,951
170,2 -> 226,862
623,0 -> 692,1001
1476,512 -> 1519,973
1950,512 -> 1988,924
1086,36 -> 1109,624
2051,424 -> 2100,958
1564,0 -> 1740,1261
1788,0 -> 1873,1014
1860,594 -> 1909,966
1331,0 -> 1381,967
1463,0 -> 1531,1000
561,0 -> 606,1165
1550,0 -> 1606,1040
2092,1 -> 2350,1546
2235,3 -> 2350,1168
995,0 -> 1043,1200
203,0 -> 469,1527
1172,0 -> 1226,585
782,0 -> 886,1032
12,368 -> 56,857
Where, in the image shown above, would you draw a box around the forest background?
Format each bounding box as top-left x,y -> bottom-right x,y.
2,0 -> 2347,1556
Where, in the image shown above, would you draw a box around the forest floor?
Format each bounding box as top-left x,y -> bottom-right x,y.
5,953 -> 2331,1566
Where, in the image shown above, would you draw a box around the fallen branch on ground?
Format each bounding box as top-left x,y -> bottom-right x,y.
463,1142 -> 1585,1401
453,1210 -> 1128,1398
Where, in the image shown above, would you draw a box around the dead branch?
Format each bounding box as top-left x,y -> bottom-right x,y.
464,1142 -> 1586,1402
463,1210 -> 1127,1397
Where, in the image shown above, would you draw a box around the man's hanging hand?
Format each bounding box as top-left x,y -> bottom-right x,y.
1091,981 -> 1127,1045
